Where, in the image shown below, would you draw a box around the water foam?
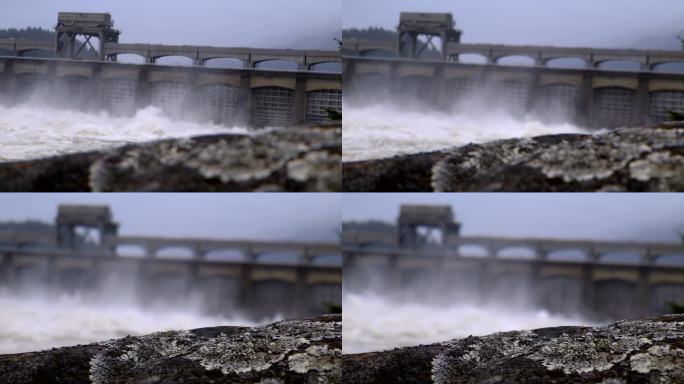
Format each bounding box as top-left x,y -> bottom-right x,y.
342,104 -> 589,162
0,291 -> 276,354
342,292 -> 594,354
0,105 -> 252,162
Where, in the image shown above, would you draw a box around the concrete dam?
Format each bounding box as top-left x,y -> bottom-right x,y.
0,204 -> 342,319
0,12 -> 342,127
343,12 -> 684,128
343,205 -> 684,321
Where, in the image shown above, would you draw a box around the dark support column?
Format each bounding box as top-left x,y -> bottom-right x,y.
581,264 -> 596,317
293,267 -> 310,315
0,59 -> 15,104
98,32 -> 105,61
0,252 -> 15,288
388,61 -> 400,97
636,266 -> 652,317
294,73 -> 307,125
45,254 -> 57,287
343,59 -> 355,95
387,254 -> 401,291
432,64 -> 446,110
342,252 -> 356,289
186,67 -> 200,120
525,68 -> 541,114
91,63 -> 104,112
528,261 -> 543,308
188,263 -> 201,297
238,264 -> 253,311
636,75 -> 650,126
579,72 -> 595,127
136,259 -> 151,304
144,244 -> 155,258
46,62 -> 57,97
193,243 -> 205,260
237,72 -> 252,126
478,258 -> 494,303
90,249 -> 102,285
135,67 -> 150,108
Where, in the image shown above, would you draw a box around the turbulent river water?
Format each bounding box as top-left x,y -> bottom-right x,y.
0,104 -> 252,162
342,292 -> 594,354
0,290 -> 274,354
342,104 -> 590,162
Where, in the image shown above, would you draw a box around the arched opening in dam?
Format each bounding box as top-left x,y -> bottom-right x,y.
596,59 -> 642,72
115,53 -> 145,64
496,55 -> 536,67
254,59 -> 299,71
309,61 -> 342,72
203,57 -> 244,69
453,53 -> 488,64
154,55 -> 194,67
651,61 -> 684,74
545,57 -> 586,69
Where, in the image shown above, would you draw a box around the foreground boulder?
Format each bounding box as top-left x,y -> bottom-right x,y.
0,127 -> 340,192
343,315 -> 684,384
0,314 -> 341,384
343,126 -> 684,191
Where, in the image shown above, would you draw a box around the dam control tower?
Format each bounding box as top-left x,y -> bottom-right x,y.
397,204 -> 461,248
55,204 -> 118,251
397,12 -> 462,60
55,12 -> 120,60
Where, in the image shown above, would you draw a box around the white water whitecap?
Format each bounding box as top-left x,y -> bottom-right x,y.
342,292 -> 595,354
0,104 -> 256,162
0,291 -> 278,354
342,104 -> 590,162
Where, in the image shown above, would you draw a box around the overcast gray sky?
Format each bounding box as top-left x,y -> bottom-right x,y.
344,194 -> 684,243
0,0 -> 341,49
0,193 -> 340,242
344,0 -> 684,49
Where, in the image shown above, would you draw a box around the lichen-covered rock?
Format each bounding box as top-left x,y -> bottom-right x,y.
343,315 -> 684,384
342,126 -> 684,192
0,127 -> 340,192
0,315 -> 341,384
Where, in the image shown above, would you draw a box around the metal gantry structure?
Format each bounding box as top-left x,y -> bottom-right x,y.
397,12 -> 462,60
55,12 -> 120,60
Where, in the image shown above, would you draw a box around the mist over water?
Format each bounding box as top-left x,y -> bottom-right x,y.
0,288 -> 277,354
342,292 -> 595,354
0,104 -> 253,162
342,104 -> 590,162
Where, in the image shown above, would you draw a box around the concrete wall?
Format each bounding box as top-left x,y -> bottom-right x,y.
0,57 -> 342,127
343,245 -> 684,320
344,56 -> 684,128
0,248 -> 341,318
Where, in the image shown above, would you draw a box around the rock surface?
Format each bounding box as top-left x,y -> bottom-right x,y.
0,314 -> 341,384
343,126 -> 684,191
343,315 -> 684,384
0,127 -> 341,192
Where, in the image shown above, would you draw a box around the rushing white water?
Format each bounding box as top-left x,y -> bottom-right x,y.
342,104 -> 590,162
0,104 -> 252,162
0,291 -> 276,354
342,292 -> 595,354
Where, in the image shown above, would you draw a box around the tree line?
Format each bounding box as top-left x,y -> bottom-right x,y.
0,26 -> 54,41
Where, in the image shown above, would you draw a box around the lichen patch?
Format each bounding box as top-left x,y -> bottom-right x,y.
630,345 -> 684,377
